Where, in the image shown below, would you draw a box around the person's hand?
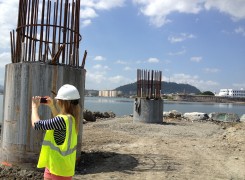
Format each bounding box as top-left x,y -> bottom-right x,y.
32,96 -> 41,109
44,96 -> 55,108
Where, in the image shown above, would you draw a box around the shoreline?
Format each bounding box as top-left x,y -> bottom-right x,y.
165,99 -> 245,105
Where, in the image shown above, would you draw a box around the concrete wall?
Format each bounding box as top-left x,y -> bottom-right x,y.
0,62 -> 86,163
133,98 -> 163,123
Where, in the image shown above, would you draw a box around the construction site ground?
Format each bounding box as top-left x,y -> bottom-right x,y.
75,116 -> 245,180
0,116 -> 245,180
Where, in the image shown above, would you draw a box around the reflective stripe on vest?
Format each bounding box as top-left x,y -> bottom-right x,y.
42,115 -> 76,156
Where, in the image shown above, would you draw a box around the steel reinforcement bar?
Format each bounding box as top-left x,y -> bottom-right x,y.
10,0 -> 86,68
137,69 -> 162,99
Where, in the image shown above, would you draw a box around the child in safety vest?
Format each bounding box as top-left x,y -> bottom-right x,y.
31,84 -> 80,180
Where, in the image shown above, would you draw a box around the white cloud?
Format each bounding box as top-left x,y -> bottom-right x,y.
86,70 -> 107,84
80,0 -> 125,10
81,19 -> 92,27
123,66 -> 132,71
0,1 -> 19,48
134,0 -> 245,27
147,57 -> 159,63
204,0 -> 245,21
204,68 -> 220,73
234,27 -> 245,36
168,48 -> 186,56
170,73 -> 219,91
0,52 -> 11,67
133,0 -> 202,27
168,33 -> 195,43
86,70 -> 133,90
108,75 -> 133,85
93,64 -> 110,70
80,7 -> 98,19
115,60 -> 128,65
94,56 -> 106,61
190,56 -> 202,62
79,0 -> 125,27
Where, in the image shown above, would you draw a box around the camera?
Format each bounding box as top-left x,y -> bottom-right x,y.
40,97 -> 47,103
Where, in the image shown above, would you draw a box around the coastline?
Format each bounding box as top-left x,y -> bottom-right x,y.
169,94 -> 245,104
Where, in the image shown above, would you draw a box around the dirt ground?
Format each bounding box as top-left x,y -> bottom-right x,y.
75,116 -> 245,180
1,116 -> 245,180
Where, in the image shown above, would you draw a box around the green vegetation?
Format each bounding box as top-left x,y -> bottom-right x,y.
199,91 -> 215,96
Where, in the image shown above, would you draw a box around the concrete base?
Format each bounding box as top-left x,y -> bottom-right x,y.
133,98 -> 163,123
0,62 -> 86,163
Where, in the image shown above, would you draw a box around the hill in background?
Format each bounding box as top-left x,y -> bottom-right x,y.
0,82 -> 200,96
114,82 -> 201,95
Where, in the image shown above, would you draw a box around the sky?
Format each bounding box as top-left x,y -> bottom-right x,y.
0,0 -> 245,93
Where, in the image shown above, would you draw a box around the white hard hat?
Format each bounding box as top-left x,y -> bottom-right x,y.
55,84 -> 80,100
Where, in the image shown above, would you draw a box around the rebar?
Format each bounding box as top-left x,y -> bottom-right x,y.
137,69 -> 162,99
10,0 -> 85,68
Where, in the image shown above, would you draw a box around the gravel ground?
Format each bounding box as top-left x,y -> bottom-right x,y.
1,117 -> 245,179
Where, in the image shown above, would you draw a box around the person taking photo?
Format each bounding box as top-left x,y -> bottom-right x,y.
31,84 -> 80,180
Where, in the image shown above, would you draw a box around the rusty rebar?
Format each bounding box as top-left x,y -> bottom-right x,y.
10,31 -> 14,63
137,69 -> 162,99
81,50 -> 87,68
11,0 -> 84,68
38,0 -> 45,61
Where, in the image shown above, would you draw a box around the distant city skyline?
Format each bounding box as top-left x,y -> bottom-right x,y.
0,0 -> 245,92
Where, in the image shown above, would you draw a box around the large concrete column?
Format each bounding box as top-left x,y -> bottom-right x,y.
133,98 -> 163,123
0,62 -> 86,164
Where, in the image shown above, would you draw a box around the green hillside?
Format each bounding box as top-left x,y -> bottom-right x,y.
114,82 -> 201,95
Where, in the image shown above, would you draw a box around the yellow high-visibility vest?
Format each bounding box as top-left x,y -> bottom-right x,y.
37,114 -> 77,176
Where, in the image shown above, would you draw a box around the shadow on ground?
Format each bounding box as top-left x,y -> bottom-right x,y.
76,151 -> 182,175
76,151 -> 138,174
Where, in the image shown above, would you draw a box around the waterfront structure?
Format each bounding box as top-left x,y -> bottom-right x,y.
133,69 -> 163,124
99,90 -> 122,97
1,0 -> 86,164
216,89 -> 245,98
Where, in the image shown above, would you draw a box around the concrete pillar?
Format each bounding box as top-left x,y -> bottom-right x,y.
133,98 -> 163,123
0,62 -> 86,164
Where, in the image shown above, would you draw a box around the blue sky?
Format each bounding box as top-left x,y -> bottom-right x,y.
0,0 -> 245,93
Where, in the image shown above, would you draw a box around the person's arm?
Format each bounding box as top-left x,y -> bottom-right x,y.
31,96 -> 41,127
45,96 -> 58,117
34,116 -> 66,130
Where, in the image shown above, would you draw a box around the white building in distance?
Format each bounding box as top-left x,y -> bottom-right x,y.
216,89 -> 245,98
99,90 -> 122,97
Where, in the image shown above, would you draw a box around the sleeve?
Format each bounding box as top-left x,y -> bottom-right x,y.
34,116 -> 66,130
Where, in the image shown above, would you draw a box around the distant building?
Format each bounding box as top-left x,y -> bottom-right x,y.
216,89 -> 245,98
99,90 -> 122,97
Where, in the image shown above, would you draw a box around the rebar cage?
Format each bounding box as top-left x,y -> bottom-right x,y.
137,69 -> 162,99
10,0 -> 86,68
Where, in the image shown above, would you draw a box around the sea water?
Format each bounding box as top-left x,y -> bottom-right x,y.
0,96 -> 244,123
84,96 -> 245,117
